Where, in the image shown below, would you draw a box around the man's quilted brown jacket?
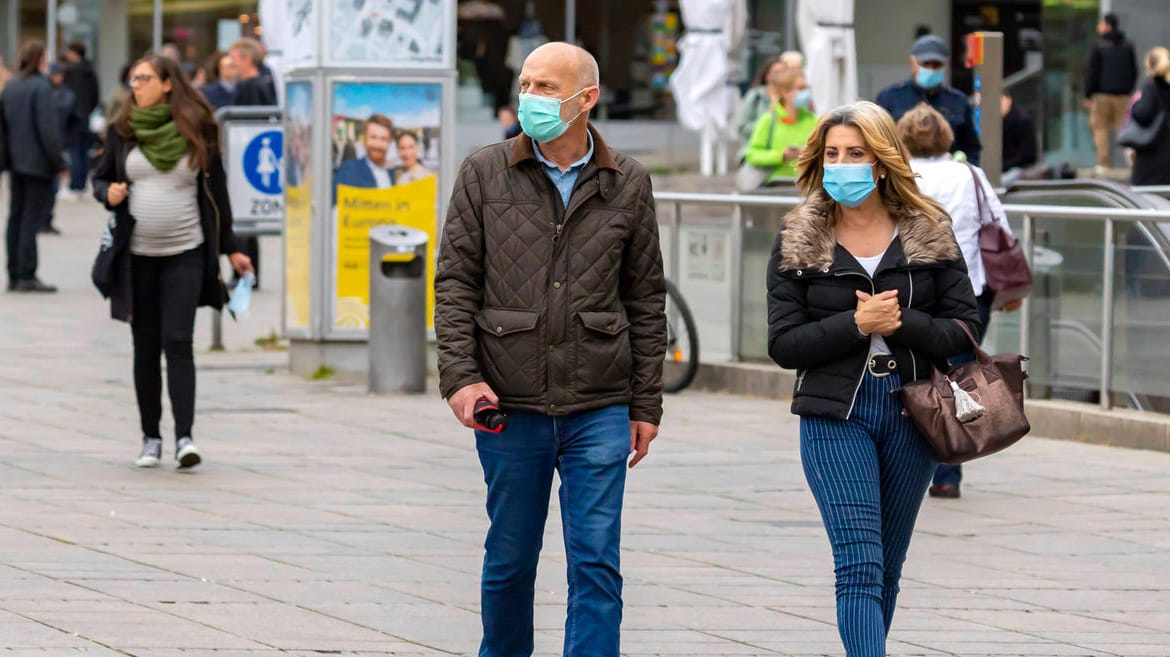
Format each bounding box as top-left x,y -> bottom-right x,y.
435,126 -> 667,424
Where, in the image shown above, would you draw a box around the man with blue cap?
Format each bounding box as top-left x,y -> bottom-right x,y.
876,34 -> 982,165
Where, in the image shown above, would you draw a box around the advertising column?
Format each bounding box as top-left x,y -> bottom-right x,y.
283,0 -> 455,376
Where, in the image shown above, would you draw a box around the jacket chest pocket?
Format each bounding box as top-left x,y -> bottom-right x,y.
574,310 -> 632,396
475,308 -> 543,398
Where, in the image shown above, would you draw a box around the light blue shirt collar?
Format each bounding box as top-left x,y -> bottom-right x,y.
533,132 -> 594,208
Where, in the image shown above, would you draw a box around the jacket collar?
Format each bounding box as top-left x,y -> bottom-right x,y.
779,189 -> 960,272
508,124 -> 622,174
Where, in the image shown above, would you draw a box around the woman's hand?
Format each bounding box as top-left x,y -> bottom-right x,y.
229,252 -> 254,276
106,182 -> 128,206
855,290 -> 902,336
783,146 -> 802,161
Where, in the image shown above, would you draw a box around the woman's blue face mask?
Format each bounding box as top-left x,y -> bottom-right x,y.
823,162 -> 878,207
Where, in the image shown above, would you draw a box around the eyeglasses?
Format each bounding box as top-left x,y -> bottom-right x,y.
129,74 -> 157,85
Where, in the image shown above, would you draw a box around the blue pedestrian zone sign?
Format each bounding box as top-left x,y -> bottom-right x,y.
243,130 -> 283,195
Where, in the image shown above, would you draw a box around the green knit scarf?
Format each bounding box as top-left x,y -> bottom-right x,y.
128,104 -> 189,172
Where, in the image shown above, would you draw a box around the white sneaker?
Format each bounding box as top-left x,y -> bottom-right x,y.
176,436 -> 202,469
135,437 -> 162,468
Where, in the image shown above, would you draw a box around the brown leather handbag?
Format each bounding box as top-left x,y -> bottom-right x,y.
968,164 -> 1033,310
897,320 -> 1030,465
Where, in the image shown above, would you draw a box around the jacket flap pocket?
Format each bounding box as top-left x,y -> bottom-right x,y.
475,308 -> 540,337
578,311 -> 630,336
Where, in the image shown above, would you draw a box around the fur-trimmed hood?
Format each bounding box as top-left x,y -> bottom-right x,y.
778,190 -> 960,271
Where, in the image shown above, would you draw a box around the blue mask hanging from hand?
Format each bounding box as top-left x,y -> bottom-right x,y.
916,67 -> 945,89
823,163 -> 877,207
517,88 -> 588,142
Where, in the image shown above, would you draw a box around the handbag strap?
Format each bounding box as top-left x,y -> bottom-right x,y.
965,163 -> 991,226
952,318 -> 992,364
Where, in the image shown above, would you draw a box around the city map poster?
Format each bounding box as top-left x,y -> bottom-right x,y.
329,0 -> 449,68
334,178 -> 438,331
330,81 -> 442,331
284,81 -> 313,332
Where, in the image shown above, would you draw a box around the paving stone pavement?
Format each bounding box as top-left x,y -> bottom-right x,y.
0,194 -> 1168,656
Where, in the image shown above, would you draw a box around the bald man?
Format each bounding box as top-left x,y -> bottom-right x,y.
436,42 -> 666,657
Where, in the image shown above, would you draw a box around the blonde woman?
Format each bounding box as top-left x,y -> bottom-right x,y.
1130,46 -> 1170,185
766,101 -> 980,656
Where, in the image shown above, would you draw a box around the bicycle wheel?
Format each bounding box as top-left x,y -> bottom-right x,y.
662,278 -> 700,393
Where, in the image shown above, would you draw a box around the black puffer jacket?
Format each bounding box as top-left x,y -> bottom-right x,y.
1085,31 -> 1138,97
767,191 -> 982,419
1130,77 -> 1170,186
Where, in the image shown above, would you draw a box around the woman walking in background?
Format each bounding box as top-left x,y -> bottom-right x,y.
91,55 -> 252,469
896,104 -> 1017,499
767,102 -> 980,656
742,68 -> 817,184
1129,47 -> 1170,186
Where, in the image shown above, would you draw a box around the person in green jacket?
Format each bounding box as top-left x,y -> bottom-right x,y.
743,68 -> 817,182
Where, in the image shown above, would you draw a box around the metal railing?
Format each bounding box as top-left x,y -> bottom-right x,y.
652,191 -> 1170,412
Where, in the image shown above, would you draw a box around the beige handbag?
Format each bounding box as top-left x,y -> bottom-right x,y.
897,320 -> 1030,464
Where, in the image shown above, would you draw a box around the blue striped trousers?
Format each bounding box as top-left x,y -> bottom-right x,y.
800,370 -> 936,657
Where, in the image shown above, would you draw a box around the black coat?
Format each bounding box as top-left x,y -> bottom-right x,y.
0,72 -> 67,179
1002,105 -> 1038,171
1130,77 -> 1170,186
234,75 -> 276,106
63,59 -> 100,117
767,191 -> 982,419
1085,31 -> 1138,97
91,127 -> 242,322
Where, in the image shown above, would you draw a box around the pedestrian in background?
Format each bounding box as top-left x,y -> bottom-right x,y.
897,104 -> 1016,499
1001,91 -> 1039,175
876,34 -> 982,165
200,51 -> 237,110
767,102 -> 980,656
62,41 -> 100,199
2,41 -> 66,293
1084,12 -> 1138,172
44,62 -> 80,235
742,67 -> 816,185
435,42 -> 666,657
226,37 -> 274,289
1128,47 -> 1170,186
736,57 -> 785,155
90,54 -> 253,470
497,105 -> 521,140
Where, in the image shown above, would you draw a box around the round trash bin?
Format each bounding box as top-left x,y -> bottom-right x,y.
368,226 -> 428,394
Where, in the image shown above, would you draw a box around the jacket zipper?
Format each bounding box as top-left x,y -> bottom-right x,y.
201,174 -> 226,290
906,271 -> 917,379
795,369 -> 806,392
835,270 -> 875,420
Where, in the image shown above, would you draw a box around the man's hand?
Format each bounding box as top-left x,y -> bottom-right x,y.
1002,299 -> 1023,312
628,421 -> 658,469
107,182 -> 128,206
855,290 -> 902,336
448,382 -> 498,429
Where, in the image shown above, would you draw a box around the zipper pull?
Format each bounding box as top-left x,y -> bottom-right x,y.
553,222 -> 563,244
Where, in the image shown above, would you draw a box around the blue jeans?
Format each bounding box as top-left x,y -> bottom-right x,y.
69,135 -> 90,192
801,372 -> 936,657
475,404 -> 630,657
933,287 -> 994,487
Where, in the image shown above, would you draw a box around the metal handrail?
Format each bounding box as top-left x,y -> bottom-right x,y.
652,190 -> 1170,412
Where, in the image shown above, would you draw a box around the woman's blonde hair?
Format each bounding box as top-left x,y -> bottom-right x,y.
795,101 -> 948,222
1146,46 -> 1170,84
772,68 -> 804,94
896,104 -> 955,158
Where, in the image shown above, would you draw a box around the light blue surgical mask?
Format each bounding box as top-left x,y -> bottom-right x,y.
227,272 -> 255,318
916,66 -> 945,89
794,89 -> 812,110
517,88 -> 587,142
823,163 -> 877,207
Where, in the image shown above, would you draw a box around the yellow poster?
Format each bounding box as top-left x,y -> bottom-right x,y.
284,182 -> 312,330
334,176 -> 438,330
